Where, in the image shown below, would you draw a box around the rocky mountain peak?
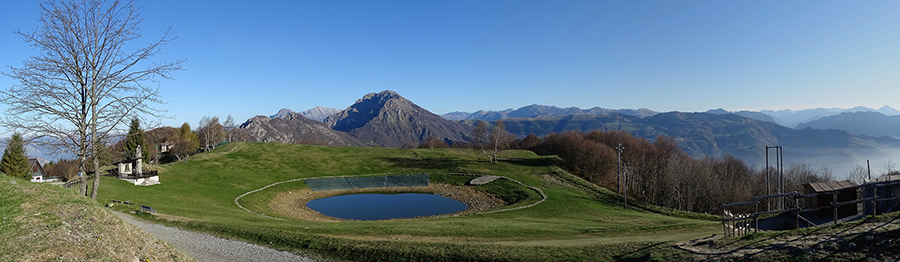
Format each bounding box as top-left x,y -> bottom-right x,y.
324,90 -> 471,147
325,90 -> 419,131
270,108 -> 295,119
299,106 -> 341,122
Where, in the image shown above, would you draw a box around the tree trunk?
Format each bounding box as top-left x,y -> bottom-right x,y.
89,94 -> 100,200
79,155 -> 87,196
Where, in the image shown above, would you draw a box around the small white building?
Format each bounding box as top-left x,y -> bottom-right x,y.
29,159 -> 47,183
114,146 -> 159,186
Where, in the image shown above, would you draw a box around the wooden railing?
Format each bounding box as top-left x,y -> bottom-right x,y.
109,169 -> 158,179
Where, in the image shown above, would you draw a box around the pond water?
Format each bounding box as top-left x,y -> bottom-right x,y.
306,193 -> 467,221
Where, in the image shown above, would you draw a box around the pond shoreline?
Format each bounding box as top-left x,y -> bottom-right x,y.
268,183 -> 506,222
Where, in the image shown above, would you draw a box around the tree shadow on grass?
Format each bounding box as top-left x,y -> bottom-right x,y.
614,242 -> 669,262
497,157 -> 557,167
379,157 -> 478,170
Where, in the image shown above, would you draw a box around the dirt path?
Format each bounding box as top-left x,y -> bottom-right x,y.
113,212 -> 318,262
675,214 -> 900,261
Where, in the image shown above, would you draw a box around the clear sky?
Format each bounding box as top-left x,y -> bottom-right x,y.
2,0 -> 900,131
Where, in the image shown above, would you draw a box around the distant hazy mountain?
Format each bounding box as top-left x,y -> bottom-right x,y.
240,112 -> 365,146
442,104 -> 657,121
878,106 -> 900,116
491,112 -> 900,173
0,137 -> 72,163
299,106 -> 340,122
270,107 -> 341,122
270,108 -> 296,119
324,90 -> 472,147
759,106 -> 899,127
795,111 -> 900,138
706,109 -> 778,124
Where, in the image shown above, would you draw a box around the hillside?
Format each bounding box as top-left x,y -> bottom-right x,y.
324,90 -> 472,147
0,175 -> 195,261
495,112 -> 900,172
796,111 -> 900,138
239,111 -> 366,146
706,108 -> 778,124
97,142 -> 722,261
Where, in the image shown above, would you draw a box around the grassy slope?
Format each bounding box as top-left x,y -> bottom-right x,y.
98,142 -> 719,261
0,174 -> 195,261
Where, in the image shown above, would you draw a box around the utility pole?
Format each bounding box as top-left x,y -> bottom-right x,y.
867,159 -> 871,181
778,146 -> 787,209
624,165 -> 628,209
616,143 -> 623,208
766,146 -> 784,210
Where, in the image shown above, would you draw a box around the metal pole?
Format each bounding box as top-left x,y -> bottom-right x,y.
780,146 -> 784,210
616,143 -> 622,208
624,165 -> 628,209
868,159 -> 871,181
870,159 -> 876,215
766,147 -> 770,211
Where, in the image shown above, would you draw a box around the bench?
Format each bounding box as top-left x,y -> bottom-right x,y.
110,199 -> 134,205
140,204 -> 157,213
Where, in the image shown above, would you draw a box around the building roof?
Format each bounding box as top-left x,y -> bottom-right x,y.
28,159 -> 47,177
806,180 -> 856,193
875,175 -> 900,183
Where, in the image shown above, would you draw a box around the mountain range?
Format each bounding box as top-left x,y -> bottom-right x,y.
11,88 -> 897,180
795,111 -> 900,138
442,105 -> 658,121
761,106 -> 900,128
445,105 -> 900,129
243,90 -> 471,148
270,106 -> 341,122
237,90 -> 900,177
492,112 -> 900,173
240,111 -> 365,146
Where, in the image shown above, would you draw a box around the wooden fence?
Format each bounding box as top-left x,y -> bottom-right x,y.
722,179 -> 900,237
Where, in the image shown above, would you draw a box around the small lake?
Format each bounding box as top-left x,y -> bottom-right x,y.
306,193 -> 467,221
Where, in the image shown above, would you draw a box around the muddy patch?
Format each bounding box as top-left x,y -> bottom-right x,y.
269,183 -> 506,222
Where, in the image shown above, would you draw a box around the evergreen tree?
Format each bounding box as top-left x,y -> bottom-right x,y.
124,118 -> 149,162
1,133 -> 31,180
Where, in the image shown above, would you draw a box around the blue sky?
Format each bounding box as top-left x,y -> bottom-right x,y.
2,0 -> 900,130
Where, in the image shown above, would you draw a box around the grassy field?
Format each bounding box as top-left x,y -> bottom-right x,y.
98,142 -> 720,261
0,173 -> 194,261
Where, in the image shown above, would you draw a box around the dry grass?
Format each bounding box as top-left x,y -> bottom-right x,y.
0,175 -> 196,262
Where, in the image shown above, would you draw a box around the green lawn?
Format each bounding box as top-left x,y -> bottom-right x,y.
99,142 -> 719,261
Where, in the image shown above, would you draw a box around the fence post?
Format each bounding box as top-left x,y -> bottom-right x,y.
754,201 -> 759,233
722,206 -> 727,237
833,193 -> 838,224
873,183 -> 878,216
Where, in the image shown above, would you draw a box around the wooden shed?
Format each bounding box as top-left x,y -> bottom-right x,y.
804,180 -> 858,219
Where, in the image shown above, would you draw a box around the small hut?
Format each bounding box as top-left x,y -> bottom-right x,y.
113,146 -> 159,186
804,180 -> 858,219
28,159 -> 47,182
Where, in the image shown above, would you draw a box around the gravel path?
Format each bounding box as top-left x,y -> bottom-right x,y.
113,212 -> 318,262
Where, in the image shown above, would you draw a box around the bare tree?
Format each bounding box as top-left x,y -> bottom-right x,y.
847,165 -> 868,185
198,116 -> 225,151
882,160 -> 898,177
488,120 -> 510,163
1,0 -> 182,199
472,120 -> 506,163
223,115 -> 235,143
